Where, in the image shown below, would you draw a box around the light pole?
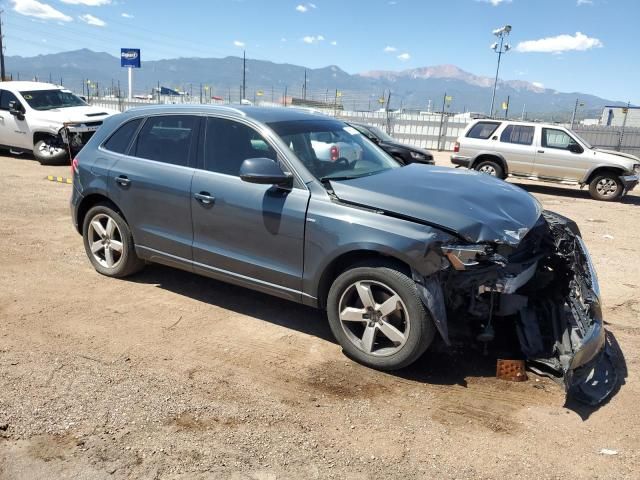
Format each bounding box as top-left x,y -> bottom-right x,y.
489,25 -> 512,118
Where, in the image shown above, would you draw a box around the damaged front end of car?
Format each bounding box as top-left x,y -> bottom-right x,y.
415,210 -> 618,406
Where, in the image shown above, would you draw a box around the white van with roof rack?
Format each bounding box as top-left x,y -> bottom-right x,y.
451,119 -> 639,201
0,81 -> 117,164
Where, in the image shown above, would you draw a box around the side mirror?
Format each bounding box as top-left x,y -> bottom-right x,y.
240,157 -> 293,187
568,143 -> 583,154
8,100 -> 24,119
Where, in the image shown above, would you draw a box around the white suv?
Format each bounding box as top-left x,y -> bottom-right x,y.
0,81 -> 116,164
451,119 -> 640,201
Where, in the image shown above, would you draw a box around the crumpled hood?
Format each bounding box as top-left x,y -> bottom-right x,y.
329,164 -> 542,246
33,105 -> 117,124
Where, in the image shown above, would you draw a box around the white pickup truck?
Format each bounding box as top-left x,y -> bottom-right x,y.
0,81 -> 117,164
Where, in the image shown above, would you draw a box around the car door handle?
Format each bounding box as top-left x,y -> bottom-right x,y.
537,150 -> 545,154
194,192 -> 215,205
115,175 -> 131,187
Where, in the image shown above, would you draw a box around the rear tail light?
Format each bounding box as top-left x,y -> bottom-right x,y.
453,142 -> 460,153
330,145 -> 339,162
71,157 -> 79,175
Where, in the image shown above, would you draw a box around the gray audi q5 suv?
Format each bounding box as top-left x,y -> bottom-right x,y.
71,105 -> 618,405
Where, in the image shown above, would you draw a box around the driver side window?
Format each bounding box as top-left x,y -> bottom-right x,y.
204,117 -> 277,176
0,90 -> 21,111
542,128 -> 578,151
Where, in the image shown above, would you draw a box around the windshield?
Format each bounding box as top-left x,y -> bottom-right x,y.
20,89 -> 87,111
268,119 -> 400,182
368,125 -> 395,143
570,130 -> 593,150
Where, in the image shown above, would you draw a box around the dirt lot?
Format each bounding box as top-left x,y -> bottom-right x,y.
1,151 -> 639,479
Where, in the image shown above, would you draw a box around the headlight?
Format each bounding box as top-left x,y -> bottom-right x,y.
410,151 -> 426,160
441,244 -> 490,271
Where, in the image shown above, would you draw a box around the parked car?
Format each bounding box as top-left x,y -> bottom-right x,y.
0,81 -> 116,164
348,121 -> 434,165
310,130 -> 363,163
451,119 -> 639,201
71,105 -> 617,405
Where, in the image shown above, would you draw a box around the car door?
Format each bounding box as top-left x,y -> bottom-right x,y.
190,116 -> 310,299
533,127 -> 585,181
497,124 -> 535,176
108,114 -> 200,262
0,90 -> 31,149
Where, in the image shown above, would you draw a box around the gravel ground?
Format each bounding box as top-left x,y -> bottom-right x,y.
0,151 -> 639,479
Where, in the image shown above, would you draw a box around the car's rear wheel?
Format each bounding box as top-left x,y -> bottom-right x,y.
33,138 -> 68,165
474,160 -> 504,179
588,173 -> 623,201
327,263 -> 435,370
82,204 -> 144,277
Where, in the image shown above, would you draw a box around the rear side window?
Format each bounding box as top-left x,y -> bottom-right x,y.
500,125 -> 535,145
132,115 -> 198,166
103,118 -> 142,154
466,121 -> 501,140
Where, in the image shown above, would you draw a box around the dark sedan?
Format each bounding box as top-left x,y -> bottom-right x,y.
348,121 -> 434,165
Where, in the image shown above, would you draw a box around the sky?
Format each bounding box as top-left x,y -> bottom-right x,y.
2,0 -> 638,103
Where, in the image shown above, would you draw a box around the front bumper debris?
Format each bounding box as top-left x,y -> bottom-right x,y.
419,210 -> 619,406
620,174 -> 639,193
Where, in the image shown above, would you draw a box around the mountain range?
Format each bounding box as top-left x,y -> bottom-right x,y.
4,49 -> 626,120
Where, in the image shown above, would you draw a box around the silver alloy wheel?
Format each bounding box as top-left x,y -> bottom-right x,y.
478,164 -> 497,176
596,178 -> 618,197
338,280 -> 410,357
38,141 -> 65,157
87,213 -> 124,269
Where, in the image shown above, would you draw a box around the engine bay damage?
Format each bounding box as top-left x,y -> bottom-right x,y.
416,210 -> 618,405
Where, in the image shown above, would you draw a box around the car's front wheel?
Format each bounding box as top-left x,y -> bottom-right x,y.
82,204 -> 144,277
33,137 -> 68,165
327,263 -> 435,370
588,172 -> 623,201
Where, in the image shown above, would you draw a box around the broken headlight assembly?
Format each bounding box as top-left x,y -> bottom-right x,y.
440,244 -> 506,271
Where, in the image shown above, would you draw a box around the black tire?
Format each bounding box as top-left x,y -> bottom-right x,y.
588,172 -> 623,201
33,138 -> 69,165
82,204 -> 144,278
327,262 -> 435,370
474,160 -> 504,179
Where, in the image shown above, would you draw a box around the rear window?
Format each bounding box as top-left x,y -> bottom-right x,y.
466,121 -> 501,140
132,115 -> 198,166
500,125 -> 535,145
103,119 -> 142,154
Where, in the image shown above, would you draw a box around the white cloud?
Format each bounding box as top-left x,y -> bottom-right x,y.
302,35 -> 324,44
295,4 -> 307,12
330,40 -> 337,46
383,46 -> 397,53
296,3 -> 316,12
531,82 -> 544,88
11,0 -> 72,21
280,37 -> 287,42
308,2 -> 317,8
61,0 -> 111,5
516,32 -> 603,53
121,12 -> 134,18
397,52 -> 410,61
577,0 -> 593,5
233,40 -> 245,47
79,13 -> 105,26
476,0 -> 511,5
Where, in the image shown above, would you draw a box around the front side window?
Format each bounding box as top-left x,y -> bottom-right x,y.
0,90 -> 21,111
103,118 -> 142,154
500,125 -> 535,145
268,119 -> 399,181
542,128 -> 580,151
132,115 -> 197,166
466,121 -> 501,140
19,89 -> 86,111
204,117 -> 277,176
